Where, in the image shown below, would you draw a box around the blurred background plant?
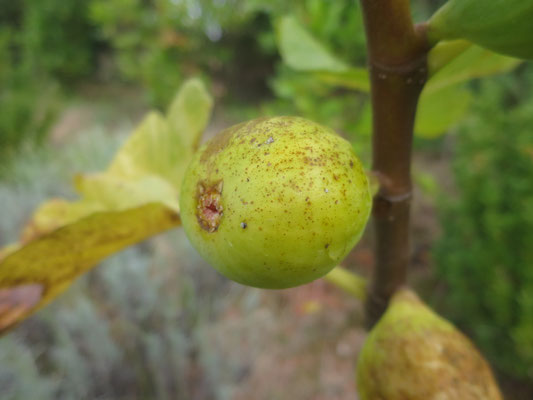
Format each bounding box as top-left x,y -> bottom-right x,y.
1,0 -> 533,398
433,68 -> 533,384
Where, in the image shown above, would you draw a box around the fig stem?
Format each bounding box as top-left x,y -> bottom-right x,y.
365,170 -> 381,198
323,266 -> 367,301
359,0 -> 430,327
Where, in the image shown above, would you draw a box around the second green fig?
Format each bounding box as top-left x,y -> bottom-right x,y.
357,289 -> 503,400
429,0 -> 533,60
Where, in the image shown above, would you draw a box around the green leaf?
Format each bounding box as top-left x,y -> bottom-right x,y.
276,15 -> 349,72
415,44 -> 520,138
275,16 -> 370,92
356,84 -> 472,138
416,84 -> 472,138
427,40 -> 472,76
355,44 -> 518,138
427,44 -> 522,94
314,68 -> 370,92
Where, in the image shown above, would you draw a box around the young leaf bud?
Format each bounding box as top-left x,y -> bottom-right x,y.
429,1 -> 533,60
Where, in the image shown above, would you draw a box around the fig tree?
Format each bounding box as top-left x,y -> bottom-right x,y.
357,289 -> 503,400
180,116 -> 371,289
428,0 -> 533,60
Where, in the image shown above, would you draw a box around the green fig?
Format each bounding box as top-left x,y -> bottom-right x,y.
357,289 -> 503,400
180,116 -> 371,289
428,0 -> 533,60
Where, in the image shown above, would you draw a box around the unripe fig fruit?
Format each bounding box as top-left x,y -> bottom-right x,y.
357,289 -> 503,400
180,116 -> 371,289
428,0 -> 533,59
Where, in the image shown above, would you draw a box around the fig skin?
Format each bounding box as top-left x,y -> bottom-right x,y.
356,289 -> 503,400
180,116 -> 371,289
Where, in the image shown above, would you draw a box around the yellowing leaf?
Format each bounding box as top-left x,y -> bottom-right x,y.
0,244 -> 21,263
166,78 -> 214,152
0,204 -> 180,333
108,111 -> 169,180
0,78 -> 214,333
109,78 -> 213,189
20,199 -> 104,243
74,173 -> 179,211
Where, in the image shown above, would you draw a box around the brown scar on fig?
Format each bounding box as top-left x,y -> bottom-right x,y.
196,180 -> 224,232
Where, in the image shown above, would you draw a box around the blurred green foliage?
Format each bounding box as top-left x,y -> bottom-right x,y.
23,0 -> 98,81
0,0 -> 283,158
272,13 -> 520,148
0,0 -> 372,160
88,0 -> 282,107
0,0 -> 97,159
435,69 -> 533,380
266,1 -> 368,139
0,26 -> 57,158
287,0 -> 367,65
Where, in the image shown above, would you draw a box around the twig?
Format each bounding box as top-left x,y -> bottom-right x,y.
359,0 -> 430,327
